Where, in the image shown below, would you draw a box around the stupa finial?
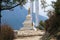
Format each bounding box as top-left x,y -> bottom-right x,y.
28,8 -> 30,14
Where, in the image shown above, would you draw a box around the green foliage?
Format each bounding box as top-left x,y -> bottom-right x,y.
45,15 -> 60,34
37,20 -> 45,30
0,25 -> 14,40
53,0 -> 60,15
45,0 -> 60,35
1,0 -> 26,10
40,21 -> 46,27
13,0 -> 26,5
30,0 -> 34,2
45,15 -> 60,40
40,0 -> 47,11
41,0 -> 60,40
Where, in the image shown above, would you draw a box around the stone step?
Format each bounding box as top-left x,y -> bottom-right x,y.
17,30 -> 45,37
14,36 -> 42,40
14,30 -> 45,40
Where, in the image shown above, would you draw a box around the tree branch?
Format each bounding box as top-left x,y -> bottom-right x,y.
1,4 -> 20,10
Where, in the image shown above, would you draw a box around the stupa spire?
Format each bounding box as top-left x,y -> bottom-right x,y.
28,8 -> 30,14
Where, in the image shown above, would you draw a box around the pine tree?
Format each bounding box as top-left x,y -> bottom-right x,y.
44,0 -> 60,40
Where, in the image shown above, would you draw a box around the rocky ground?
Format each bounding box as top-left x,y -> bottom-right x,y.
14,30 -> 45,40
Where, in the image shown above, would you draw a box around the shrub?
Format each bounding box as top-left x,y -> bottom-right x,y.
0,24 -> 14,40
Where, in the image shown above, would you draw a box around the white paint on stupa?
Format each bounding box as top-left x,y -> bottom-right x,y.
20,8 -> 34,30
33,22 -> 37,31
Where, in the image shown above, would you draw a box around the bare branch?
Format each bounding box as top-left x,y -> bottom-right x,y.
1,4 -> 20,10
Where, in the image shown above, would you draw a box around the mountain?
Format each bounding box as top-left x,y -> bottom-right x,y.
1,6 -> 47,30
32,13 -> 47,23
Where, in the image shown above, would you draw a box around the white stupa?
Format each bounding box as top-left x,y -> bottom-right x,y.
20,8 -> 34,30
14,0 -> 45,40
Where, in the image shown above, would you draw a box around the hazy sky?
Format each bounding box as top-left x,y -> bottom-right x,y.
24,0 -> 56,18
